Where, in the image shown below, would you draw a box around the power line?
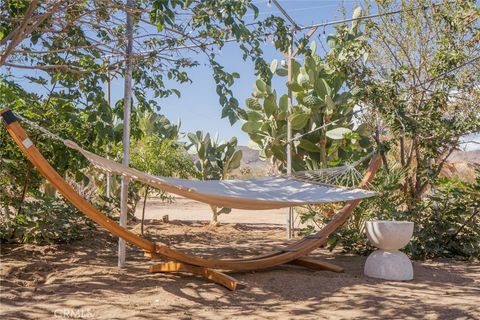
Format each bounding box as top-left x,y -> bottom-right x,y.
4,1 -> 455,62
300,8 -> 405,30
245,3 -> 339,18
99,1 -> 453,60
416,55 -> 480,89
269,0 -> 300,29
298,1 -> 453,30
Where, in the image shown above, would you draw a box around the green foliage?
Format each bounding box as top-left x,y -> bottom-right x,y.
410,177 -> 480,259
0,79 -> 111,243
186,131 -> 242,180
0,195 -> 88,244
0,80 -> 195,242
298,1 -> 479,260
333,0 -> 480,200
129,111 -> 196,207
305,170 -> 480,260
186,131 -> 242,223
242,9 -> 372,172
131,136 -> 194,181
1,0 -> 292,125
0,1 -> 293,240
131,111 -> 193,178
1,78 -> 94,194
0,0 -> 293,240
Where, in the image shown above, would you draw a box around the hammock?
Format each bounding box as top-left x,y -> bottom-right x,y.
1,109 -> 382,290
11,110 -> 377,210
64,140 -> 375,209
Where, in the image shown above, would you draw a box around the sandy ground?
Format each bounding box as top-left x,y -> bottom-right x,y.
1,198 -> 479,320
136,197 -> 291,225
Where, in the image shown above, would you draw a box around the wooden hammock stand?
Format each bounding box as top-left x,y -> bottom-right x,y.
1,109 -> 382,290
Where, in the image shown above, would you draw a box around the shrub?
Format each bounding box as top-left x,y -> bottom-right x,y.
0,194 -> 89,244
302,170 -> 480,260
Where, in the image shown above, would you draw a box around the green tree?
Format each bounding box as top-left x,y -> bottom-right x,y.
0,78 -> 95,243
336,0 -> 479,201
1,0 -> 292,124
1,0 -> 291,242
130,111 -> 196,234
320,0 -> 480,259
186,131 -> 242,225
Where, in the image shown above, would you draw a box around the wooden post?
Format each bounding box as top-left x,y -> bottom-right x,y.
119,0 -> 134,268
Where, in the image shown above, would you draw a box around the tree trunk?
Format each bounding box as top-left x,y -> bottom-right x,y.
319,134 -> 327,166
374,126 -> 389,173
140,186 -> 150,235
209,205 -> 219,226
17,164 -> 32,216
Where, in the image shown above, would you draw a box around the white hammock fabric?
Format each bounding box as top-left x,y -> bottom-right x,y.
64,140 -> 376,210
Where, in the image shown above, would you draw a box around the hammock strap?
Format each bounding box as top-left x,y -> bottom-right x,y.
14,112 -> 67,144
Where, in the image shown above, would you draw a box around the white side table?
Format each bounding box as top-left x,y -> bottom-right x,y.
364,221 -> 414,281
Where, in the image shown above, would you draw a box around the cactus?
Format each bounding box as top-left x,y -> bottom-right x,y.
186,131 -> 243,225
241,24 -> 372,172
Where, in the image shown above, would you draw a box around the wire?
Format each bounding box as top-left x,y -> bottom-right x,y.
298,1 -> 454,30
245,4 -> 339,18
100,1 -> 454,59
286,108 -> 365,144
269,0 -> 300,30
415,55 -> 480,89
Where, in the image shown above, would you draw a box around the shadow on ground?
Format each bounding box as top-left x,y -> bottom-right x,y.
1,221 -> 479,319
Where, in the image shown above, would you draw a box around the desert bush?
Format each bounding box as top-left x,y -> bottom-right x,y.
410,176 -> 480,259
305,170 -> 480,260
0,194 -> 89,243
0,81 -> 194,242
298,1 -> 479,260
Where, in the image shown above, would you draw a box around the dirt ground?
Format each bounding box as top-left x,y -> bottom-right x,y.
1,198 -> 479,320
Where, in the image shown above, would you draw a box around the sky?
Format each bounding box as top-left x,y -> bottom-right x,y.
10,0 -> 480,150
109,0 -> 364,145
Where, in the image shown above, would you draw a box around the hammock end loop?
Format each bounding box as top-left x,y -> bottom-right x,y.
64,139 -> 80,150
1,109 -> 17,125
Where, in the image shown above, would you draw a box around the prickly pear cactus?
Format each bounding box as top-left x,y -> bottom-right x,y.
186,131 -> 242,180
186,131 -> 243,224
241,21 -> 372,172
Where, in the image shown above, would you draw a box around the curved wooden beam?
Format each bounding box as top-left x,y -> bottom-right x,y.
150,262 -> 238,290
1,109 -> 155,253
288,257 -> 344,273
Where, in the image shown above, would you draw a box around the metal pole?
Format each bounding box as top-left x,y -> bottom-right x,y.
286,31 -> 294,239
119,0 -> 134,268
106,62 -> 112,199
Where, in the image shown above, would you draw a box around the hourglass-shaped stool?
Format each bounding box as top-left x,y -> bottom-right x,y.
364,221 -> 414,281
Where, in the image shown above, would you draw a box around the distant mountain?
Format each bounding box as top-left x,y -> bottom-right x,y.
236,146 -> 479,182
447,150 -> 480,164
233,146 -> 270,177
442,150 -> 479,182
237,146 -> 264,169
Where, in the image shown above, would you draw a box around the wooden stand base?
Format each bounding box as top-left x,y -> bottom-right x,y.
149,257 -> 344,290
2,113 -> 380,293
149,262 -> 238,290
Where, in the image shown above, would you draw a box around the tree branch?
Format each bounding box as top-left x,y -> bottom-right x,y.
0,0 -> 39,65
